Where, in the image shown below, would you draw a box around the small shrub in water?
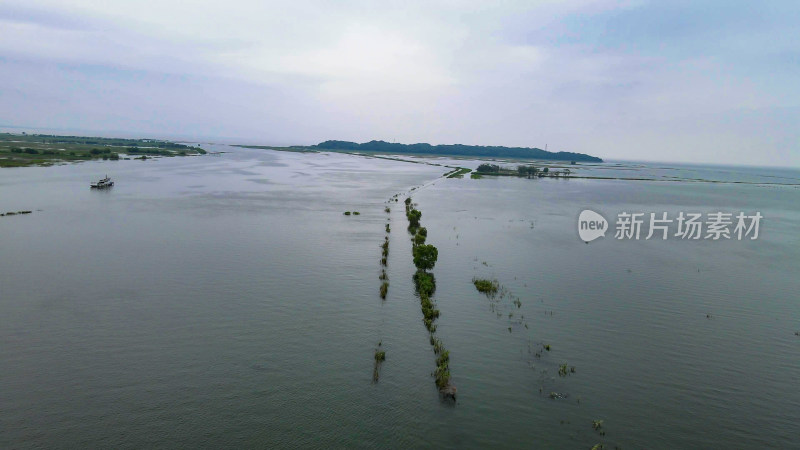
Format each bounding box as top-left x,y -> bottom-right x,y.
558,364 -> 576,377
433,338 -> 444,354
413,270 -> 436,297
433,362 -> 450,390
436,351 -> 449,367
472,278 -> 499,296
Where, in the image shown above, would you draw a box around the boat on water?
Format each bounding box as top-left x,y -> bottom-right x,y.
90,175 -> 114,189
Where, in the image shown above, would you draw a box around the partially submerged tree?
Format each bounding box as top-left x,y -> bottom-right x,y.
413,244 -> 438,271
476,163 -> 500,173
407,209 -> 422,229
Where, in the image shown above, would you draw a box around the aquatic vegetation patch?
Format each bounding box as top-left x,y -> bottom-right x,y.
381,238 -> 389,258
558,363 -> 576,377
1,210 -> 33,217
431,337 -> 444,354
379,234 -> 390,293
473,272 -> 583,410
433,351 -> 451,390
446,167 -> 472,178
373,345 -> 386,382
373,209 -> 393,381
592,419 -> 606,436
472,278 -> 499,297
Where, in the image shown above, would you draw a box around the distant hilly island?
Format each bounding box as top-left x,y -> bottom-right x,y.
310,140 -> 603,162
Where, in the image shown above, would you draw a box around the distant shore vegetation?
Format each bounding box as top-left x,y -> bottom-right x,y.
0,133 -> 206,167
314,140 -> 602,162
476,163 -> 574,178
239,140 -> 602,162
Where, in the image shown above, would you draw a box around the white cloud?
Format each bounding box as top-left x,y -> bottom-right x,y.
0,0 -> 797,165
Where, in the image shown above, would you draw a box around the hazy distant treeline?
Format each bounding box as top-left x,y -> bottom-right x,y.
314,140 -> 603,162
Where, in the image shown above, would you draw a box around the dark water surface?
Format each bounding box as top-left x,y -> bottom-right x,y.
1,146 -> 798,449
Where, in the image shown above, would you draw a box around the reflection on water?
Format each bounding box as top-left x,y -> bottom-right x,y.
1,146 -> 798,449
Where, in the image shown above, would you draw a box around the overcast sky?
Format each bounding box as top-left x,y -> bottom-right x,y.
1,0 -> 797,165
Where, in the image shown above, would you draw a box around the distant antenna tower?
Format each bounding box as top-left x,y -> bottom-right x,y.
545,144 -> 548,151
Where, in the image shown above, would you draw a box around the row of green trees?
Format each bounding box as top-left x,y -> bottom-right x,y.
476,163 -> 500,173
517,165 -> 540,177
476,163 -> 572,178
405,197 -> 454,397
518,165 -> 574,178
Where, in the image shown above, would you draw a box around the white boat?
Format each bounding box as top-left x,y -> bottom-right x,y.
90,175 -> 114,189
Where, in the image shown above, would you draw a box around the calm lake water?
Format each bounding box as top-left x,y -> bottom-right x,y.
1,146 -> 798,449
